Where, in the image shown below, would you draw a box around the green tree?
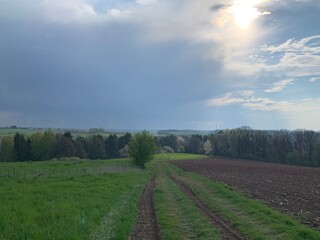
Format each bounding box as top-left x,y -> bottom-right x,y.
118,133 -> 132,149
13,133 -> 31,162
158,135 -> 178,152
31,132 -> 44,161
41,131 -> 55,160
74,136 -> 87,159
86,135 -> 106,159
128,131 -> 157,169
53,133 -> 76,158
105,134 -> 118,158
0,136 -> 16,162
312,144 -> 320,167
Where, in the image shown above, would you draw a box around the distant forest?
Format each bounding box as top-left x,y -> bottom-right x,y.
0,128 -> 319,167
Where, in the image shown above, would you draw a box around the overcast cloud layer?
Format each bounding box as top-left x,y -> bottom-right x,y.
0,0 -> 319,130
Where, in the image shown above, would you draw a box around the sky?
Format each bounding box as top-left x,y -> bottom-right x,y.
0,0 -> 319,130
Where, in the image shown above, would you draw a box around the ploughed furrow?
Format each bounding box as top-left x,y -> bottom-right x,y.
129,179 -> 160,240
171,175 -> 246,240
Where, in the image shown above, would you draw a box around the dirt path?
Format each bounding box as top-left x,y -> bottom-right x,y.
171,175 -> 246,240
129,179 -> 160,240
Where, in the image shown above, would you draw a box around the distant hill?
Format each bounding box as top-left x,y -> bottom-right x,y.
0,127 -> 222,138
157,129 -> 220,136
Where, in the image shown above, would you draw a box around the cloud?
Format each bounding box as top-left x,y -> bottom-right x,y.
206,90 -> 290,111
136,0 -> 158,6
41,0 -> 98,23
261,35 -> 320,78
0,111 -> 23,126
264,79 -> 294,93
0,0 -> 319,130
210,3 -> 228,11
207,90 -> 320,129
107,9 -> 130,18
310,77 -> 320,82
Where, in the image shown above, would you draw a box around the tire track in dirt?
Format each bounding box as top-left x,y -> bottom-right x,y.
172,157 -> 320,228
171,175 -> 246,240
129,179 -> 160,240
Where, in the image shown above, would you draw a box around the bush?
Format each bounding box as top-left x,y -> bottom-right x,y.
128,131 -> 157,169
159,146 -> 174,153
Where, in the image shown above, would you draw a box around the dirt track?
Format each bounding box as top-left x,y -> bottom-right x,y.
172,157 -> 320,228
129,179 -> 160,240
171,175 -> 246,240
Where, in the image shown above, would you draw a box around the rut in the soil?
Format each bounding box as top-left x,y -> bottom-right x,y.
129,179 -> 160,240
171,175 -> 246,240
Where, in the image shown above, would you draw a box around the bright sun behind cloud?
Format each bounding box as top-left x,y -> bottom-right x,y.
230,0 -> 270,29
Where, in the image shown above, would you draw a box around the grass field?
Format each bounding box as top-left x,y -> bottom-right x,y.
1,153 -> 319,239
0,158 -> 150,240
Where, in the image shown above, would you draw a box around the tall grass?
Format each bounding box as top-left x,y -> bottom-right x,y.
0,158 -> 150,240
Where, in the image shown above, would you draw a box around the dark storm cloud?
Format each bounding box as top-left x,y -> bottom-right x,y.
0,17 -> 223,128
210,4 -> 228,11
1,0 -> 320,130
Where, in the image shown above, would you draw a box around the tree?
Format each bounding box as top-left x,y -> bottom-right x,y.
105,134 -> 118,158
312,144 -> 320,167
13,133 -> 31,161
158,135 -> 178,152
185,135 -> 204,154
74,136 -> 87,159
128,131 -> 157,169
118,133 -> 132,149
0,136 -> 16,162
86,134 -> 106,159
53,133 -> 76,158
31,132 -> 44,161
41,131 -> 55,160
203,140 -> 212,155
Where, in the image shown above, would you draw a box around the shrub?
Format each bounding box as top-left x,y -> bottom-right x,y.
128,131 -> 157,169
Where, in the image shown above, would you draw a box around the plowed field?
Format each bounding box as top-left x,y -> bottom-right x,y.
172,157 -> 320,228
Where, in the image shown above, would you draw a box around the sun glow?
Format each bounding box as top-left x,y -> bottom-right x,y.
230,0 -> 270,29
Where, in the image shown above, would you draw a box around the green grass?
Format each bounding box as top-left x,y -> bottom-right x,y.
0,158 -> 150,240
1,153 -> 319,240
163,162 -> 320,240
0,153 -> 203,239
154,153 -> 207,161
153,162 -> 221,240
0,158 -> 132,178
0,128 -> 126,138
0,128 -> 40,137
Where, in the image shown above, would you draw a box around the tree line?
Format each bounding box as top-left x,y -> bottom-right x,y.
207,127 -> 320,167
1,128 -> 320,167
0,131 -> 132,162
154,128 -> 320,167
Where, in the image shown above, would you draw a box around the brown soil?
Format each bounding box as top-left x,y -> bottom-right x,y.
129,179 -> 160,240
171,175 -> 246,240
171,157 -> 320,228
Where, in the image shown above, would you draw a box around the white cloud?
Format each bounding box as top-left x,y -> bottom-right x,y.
40,0 -> 133,23
41,0 -> 98,23
136,0 -> 157,6
310,77 -> 320,82
264,79 -> 294,93
207,91 -> 320,129
207,90 -> 290,111
107,8 -> 130,18
261,35 -> 320,78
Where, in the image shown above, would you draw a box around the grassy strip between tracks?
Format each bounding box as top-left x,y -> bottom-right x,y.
152,162 -> 221,240
163,162 -> 320,240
